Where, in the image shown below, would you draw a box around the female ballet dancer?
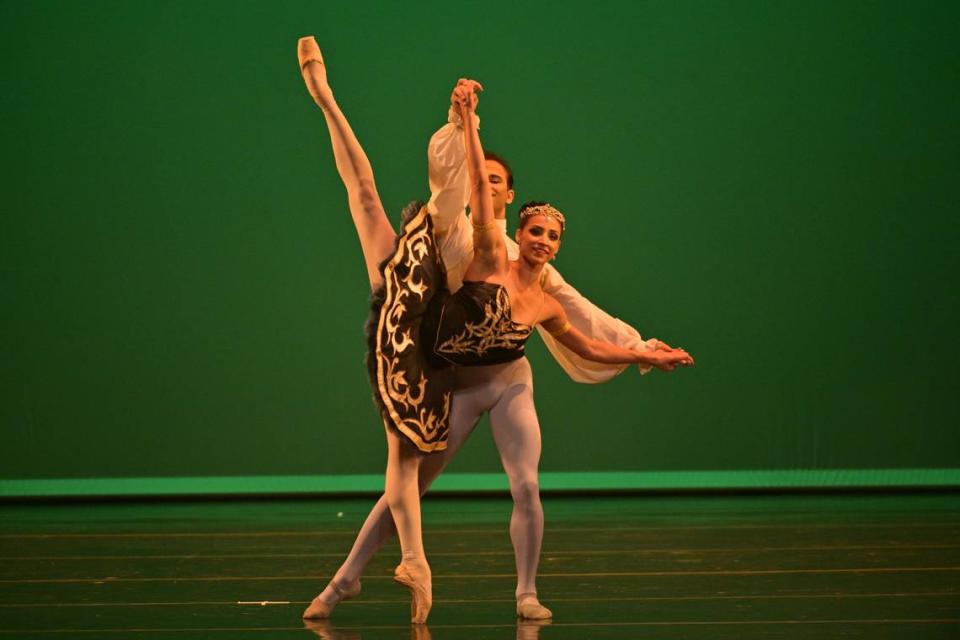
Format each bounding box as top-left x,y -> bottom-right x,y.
296,37 -> 694,624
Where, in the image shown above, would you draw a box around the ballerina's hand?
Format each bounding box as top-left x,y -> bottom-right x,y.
297,36 -> 332,105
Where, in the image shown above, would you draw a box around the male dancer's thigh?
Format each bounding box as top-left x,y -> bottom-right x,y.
487,359 -> 542,483
417,378 -> 487,491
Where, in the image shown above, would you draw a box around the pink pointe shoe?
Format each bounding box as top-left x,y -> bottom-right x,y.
302,580 -> 361,619
516,592 -> 552,620
297,36 -> 323,70
393,560 -> 432,624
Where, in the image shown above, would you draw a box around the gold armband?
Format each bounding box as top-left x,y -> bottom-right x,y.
548,321 -> 572,338
472,220 -> 497,232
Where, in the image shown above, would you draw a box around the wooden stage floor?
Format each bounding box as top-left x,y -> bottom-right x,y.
1,493 -> 958,638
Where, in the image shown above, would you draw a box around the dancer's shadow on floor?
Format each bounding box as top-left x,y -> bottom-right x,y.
303,619 -> 433,640
303,619 -> 364,640
517,619 -> 551,640
304,618 -> 550,640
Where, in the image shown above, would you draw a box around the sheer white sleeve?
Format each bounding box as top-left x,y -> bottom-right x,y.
426,108 -> 481,290
427,108 -> 472,234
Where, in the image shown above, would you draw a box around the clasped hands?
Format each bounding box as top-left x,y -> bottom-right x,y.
451,78 -> 483,117
646,340 -> 695,372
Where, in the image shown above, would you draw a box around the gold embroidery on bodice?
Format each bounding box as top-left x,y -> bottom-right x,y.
435,285 -> 532,358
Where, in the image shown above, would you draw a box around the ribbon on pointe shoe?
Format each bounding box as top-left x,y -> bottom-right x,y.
301,580 -> 361,620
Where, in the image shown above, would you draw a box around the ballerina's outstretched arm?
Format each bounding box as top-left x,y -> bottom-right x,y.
297,36 -> 395,289
540,296 -> 695,370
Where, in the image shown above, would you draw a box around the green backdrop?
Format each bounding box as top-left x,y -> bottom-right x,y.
2,0 -> 958,496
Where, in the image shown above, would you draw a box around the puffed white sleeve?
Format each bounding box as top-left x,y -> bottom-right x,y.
540,262 -> 656,382
427,108 -> 476,233
426,108 -> 478,286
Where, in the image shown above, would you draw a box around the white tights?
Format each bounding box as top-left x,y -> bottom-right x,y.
330,358 -> 545,598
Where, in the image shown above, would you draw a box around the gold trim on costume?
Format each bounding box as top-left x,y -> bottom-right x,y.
548,320 -> 572,338
374,208 -> 448,452
435,286 -> 532,359
472,220 -> 497,232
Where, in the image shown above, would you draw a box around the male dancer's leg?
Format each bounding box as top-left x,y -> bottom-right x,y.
487,359 -> 552,619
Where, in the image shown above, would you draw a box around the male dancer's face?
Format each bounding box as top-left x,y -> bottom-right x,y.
486,159 -> 515,217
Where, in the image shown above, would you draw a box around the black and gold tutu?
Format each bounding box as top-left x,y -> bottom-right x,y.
366,203 -> 453,453
366,202 -> 536,453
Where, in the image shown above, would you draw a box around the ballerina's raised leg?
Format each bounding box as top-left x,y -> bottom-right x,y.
297,35 -> 431,624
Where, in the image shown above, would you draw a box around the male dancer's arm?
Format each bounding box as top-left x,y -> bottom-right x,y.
426,100 -> 479,291
427,96 -> 659,381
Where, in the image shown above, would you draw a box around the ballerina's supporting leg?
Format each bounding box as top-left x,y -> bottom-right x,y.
389,395 -> 485,623
304,394 -> 483,619
384,426 -> 432,623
